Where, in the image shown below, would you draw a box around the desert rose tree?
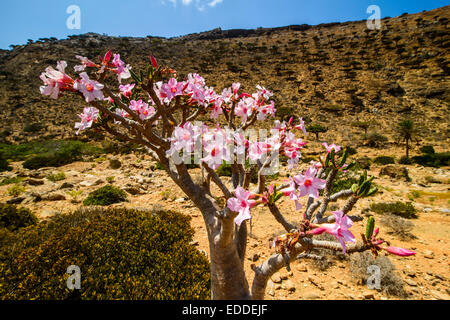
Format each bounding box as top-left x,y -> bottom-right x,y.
39,51 -> 416,300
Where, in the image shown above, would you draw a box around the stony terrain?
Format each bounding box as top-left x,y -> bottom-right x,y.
0,140 -> 449,300
0,6 -> 449,300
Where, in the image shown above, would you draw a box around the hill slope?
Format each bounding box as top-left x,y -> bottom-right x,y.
0,6 -> 448,150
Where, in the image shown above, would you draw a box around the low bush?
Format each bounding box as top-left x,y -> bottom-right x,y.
373,156 -> 395,165
0,152 -> 9,172
0,207 -> 210,299
419,145 -> 435,154
398,156 -> 413,165
0,177 -> 23,186
7,184 -> 25,197
412,152 -> 450,168
366,132 -> 388,148
47,172 -> 66,182
0,204 -> 38,231
370,201 -> 418,219
83,185 -> 127,206
380,213 -> 416,240
349,252 -> 407,297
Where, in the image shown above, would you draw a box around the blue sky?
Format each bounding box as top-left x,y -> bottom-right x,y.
0,0 -> 447,49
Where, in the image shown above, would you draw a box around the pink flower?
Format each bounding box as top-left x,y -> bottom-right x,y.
74,107 -> 99,134
322,142 -> 341,154
227,187 -> 254,226
295,118 -> 307,135
74,55 -> 97,72
202,132 -> 230,170
74,72 -> 104,102
167,122 -> 199,157
129,99 -> 156,121
384,247 -> 416,257
318,210 -> 356,253
248,141 -> 270,162
257,101 -> 276,120
283,180 -> 303,210
39,61 -> 74,99
256,85 -> 273,100
235,97 -> 255,123
293,167 -> 326,199
161,78 -> 184,101
119,83 -> 135,98
111,54 -> 131,82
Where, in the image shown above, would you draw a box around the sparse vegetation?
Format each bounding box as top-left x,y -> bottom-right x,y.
306,124 -> 328,140
370,201 -> 418,219
7,184 -> 26,197
46,172 -> 66,182
373,156 -> 395,165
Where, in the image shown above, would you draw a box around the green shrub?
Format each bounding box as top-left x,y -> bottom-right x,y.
0,207 -> 210,299
412,152 -> 450,168
47,172 -> 66,182
0,152 -> 9,172
370,201 -> 418,219
373,156 -> 395,165
0,140 -> 102,162
0,204 -> 38,231
23,123 -> 43,133
83,185 -> 127,206
398,156 -> 412,165
366,132 -> 388,148
0,176 -> 23,186
419,145 -> 435,154
7,184 -> 25,197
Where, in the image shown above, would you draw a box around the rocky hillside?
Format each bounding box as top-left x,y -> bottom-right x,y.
0,6 -> 448,151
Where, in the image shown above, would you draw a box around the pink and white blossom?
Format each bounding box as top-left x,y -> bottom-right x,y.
293,166 -> 326,199
322,142 -> 341,154
75,107 -> 99,134
73,72 -> 104,102
315,211 -> 356,253
39,61 -> 74,99
227,187 -> 255,226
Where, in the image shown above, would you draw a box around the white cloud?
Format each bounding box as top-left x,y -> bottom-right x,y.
161,0 -> 224,10
208,0 -> 223,7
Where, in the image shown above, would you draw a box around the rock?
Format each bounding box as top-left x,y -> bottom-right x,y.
405,279 -> 417,287
268,289 -> 275,296
423,207 -> 433,213
59,182 -> 74,189
430,290 -> 449,300
7,197 -> 25,204
297,264 -> 308,272
271,272 -> 282,283
423,250 -> 434,259
379,165 -> 410,182
363,291 -> 375,299
331,281 -> 340,289
124,187 -> 141,195
274,284 -> 282,290
439,208 -> 450,214
27,178 -> 44,186
42,192 -> 66,201
304,292 -> 321,300
284,280 -> 296,292
174,198 -> 186,203
280,272 -> 289,280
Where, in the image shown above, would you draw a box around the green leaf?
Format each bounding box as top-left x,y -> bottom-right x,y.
365,216 -> 375,239
129,69 -> 141,83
